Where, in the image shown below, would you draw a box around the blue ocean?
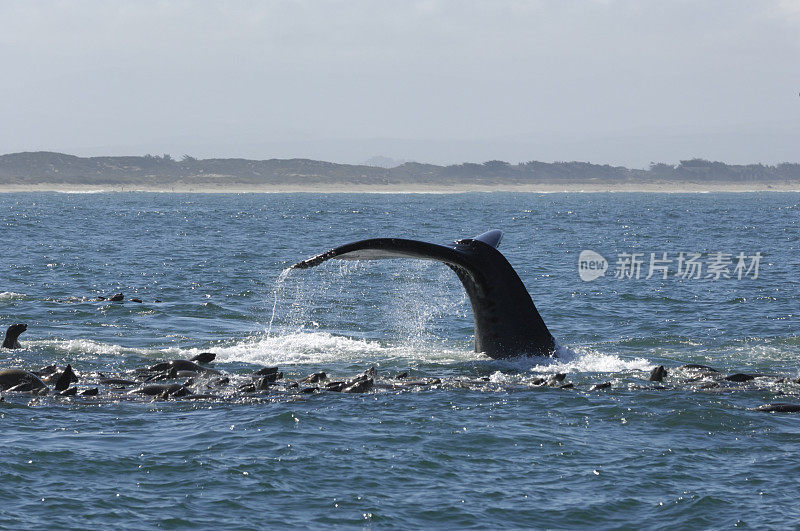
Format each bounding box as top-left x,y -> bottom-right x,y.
1,192 -> 798,528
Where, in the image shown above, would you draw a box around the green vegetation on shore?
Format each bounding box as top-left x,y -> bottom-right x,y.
1,151 -> 798,186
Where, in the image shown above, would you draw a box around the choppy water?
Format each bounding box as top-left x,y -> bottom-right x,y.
1,192 -> 798,528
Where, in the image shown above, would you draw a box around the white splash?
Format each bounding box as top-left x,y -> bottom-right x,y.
0,292 -> 27,301
27,333 -> 652,379
536,345 -> 653,374
33,338 -> 145,357
267,268 -> 293,336
197,331 -> 480,366
482,343 -> 653,377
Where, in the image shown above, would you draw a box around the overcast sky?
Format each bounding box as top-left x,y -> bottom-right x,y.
1,0 -> 798,167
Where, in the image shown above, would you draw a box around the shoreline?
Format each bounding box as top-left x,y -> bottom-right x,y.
0,182 -> 799,193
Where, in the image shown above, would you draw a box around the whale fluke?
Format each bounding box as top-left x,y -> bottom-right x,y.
291,230 -> 556,359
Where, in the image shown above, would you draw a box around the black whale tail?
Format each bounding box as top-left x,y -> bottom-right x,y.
291,230 -> 556,359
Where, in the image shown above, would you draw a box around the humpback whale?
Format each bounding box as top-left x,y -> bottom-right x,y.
291,230 -> 556,359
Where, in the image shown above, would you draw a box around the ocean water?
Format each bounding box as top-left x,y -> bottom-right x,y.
0,191 -> 798,528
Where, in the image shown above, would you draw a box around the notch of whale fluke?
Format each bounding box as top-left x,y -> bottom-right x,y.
290,229 -> 556,360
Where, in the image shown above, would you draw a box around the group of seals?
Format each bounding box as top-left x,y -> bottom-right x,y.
0,325 -> 442,401
0,351 -> 391,402
2,342 -> 800,412
0,363 -> 94,397
2,314 -> 798,411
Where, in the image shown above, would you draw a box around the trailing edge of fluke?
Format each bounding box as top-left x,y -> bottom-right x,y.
291,230 -> 556,359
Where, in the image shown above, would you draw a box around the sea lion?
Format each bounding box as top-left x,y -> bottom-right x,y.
190,352 -> 216,363
35,364 -> 58,376
146,359 -> 218,374
649,366 -> 668,382
300,371 -> 327,384
0,369 -> 46,391
50,364 -> 78,391
258,370 -> 283,383
681,364 -> 719,372
725,373 -> 756,383
2,323 -> 27,349
752,403 -> 800,413
99,377 -> 138,386
255,376 -> 274,390
325,381 -> 347,392
343,377 -> 374,393
128,383 -> 191,397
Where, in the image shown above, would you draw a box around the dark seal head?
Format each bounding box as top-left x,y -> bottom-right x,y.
2,323 -> 27,349
649,365 -> 668,382
190,352 -> 216,364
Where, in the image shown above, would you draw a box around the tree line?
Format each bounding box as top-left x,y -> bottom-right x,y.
0,151 -> 798,185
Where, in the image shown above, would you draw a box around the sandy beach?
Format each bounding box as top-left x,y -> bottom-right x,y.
1,181 -> 799,193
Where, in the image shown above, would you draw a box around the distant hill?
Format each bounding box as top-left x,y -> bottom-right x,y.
1,151 -> 799,186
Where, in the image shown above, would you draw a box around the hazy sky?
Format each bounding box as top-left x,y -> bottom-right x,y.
1,0 -> 798,167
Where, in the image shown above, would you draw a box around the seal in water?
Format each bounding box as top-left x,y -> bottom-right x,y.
190,352 -> 216,364
144,359 -> 219,374
128,383 -> 191,397
752,403 -> 800,413
291,230 -> 556,359
2,323 -> 27,349
0,369 -> 46,391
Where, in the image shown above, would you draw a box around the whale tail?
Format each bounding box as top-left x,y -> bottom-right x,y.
292,230 -> 556,359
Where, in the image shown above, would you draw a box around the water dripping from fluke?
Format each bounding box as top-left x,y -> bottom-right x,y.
266,267 -> 293,336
